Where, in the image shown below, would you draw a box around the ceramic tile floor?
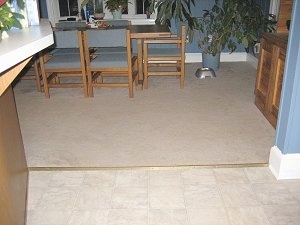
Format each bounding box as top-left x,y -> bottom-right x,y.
27,166 -> 300,225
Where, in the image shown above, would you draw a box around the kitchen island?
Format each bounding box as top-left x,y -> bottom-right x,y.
0,20 -> 53,225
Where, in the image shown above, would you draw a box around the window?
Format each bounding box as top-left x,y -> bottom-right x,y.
45,0 -> 278,25
136,0 -> 151,14
58,0 -> 78,17
45,0 -> 155,23
269,0 -> 280,17
103,0 -> 153,19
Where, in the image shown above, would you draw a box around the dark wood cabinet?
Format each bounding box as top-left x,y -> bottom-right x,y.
277,0 -> 293,33
254,33 -> 288,128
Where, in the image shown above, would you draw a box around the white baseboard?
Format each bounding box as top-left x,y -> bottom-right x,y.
269,146 -> 300,180
246,53 -> 258,69
185,52 -> 249,63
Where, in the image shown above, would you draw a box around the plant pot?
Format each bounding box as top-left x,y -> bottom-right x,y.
246,42 -> 260,59
202,52 -> 221,71
112,9 -> 122,20
0,31 -> 9,41
94,13 -> 105,20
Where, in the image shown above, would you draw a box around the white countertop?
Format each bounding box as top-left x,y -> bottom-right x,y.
0,20 -> 54,73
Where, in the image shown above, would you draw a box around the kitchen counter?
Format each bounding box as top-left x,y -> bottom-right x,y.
0,20 -> 54,95
0,20 -> 53,224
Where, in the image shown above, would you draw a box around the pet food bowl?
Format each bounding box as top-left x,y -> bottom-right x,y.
195,67 -> 216,79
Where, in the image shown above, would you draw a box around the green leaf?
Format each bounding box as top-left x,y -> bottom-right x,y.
0,2 -> 24,31
241,37 -> 248,48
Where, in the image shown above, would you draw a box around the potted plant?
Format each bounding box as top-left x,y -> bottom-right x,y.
80,0 -> 93,21
80,0 -> 104,20
249,13 -> 277,57
94,0 -> 104,19
197,2 -> 231,71
0,0 -> 24,40
149,0 -> 198,40
196,0 -> 266,71
152,0 -> 269,71
145,0 -> 154,19
104,0 -> 129,19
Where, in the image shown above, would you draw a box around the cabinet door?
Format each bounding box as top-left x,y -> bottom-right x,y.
0,86 -> 28,225
255,38 -> 273,114
267,47 -> 286,127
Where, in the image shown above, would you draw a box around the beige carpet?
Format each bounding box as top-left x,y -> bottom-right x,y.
14,62 -> 275,168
